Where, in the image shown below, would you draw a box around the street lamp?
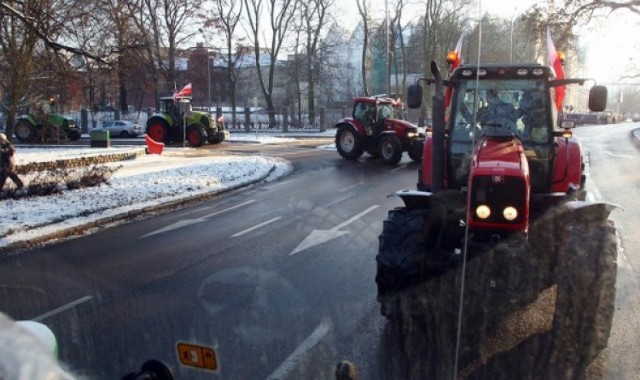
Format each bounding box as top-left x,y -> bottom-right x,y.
199,29 -> 212,112
509,7 -> 528,63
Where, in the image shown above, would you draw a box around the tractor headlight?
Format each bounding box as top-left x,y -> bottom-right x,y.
503,206 -> 518,221
406,132 -> 418,138
475,205 -> 491,219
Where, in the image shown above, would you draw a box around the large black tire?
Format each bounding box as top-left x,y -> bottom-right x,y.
408,138 -> 424,162
186,124 -> 206,147
67,129 -> 81,141
335,125 -> 364,160
379,134 -> 403,165
14,119 -> 35,143
376,208 -> 429,305
550,210 -> 617,378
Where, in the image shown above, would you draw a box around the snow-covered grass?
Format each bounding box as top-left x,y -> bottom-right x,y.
1,145 -> 292,251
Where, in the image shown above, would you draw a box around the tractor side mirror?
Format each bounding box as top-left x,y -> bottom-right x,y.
588,85 -> 607,112
407,84 -> 423,109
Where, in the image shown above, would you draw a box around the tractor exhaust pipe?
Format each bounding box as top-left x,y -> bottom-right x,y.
430,61 -> 445,193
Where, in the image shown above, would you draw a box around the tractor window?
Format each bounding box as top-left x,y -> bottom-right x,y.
451,80 -> 551,146
353,102 -> 375,123
449,80 -> 553,189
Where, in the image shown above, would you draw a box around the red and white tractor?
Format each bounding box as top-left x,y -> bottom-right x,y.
375,51 -> 617,378
334,96 -> 424,165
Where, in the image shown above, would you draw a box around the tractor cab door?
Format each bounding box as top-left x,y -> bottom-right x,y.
353,101 -> 376,135
447,80 -> 554,191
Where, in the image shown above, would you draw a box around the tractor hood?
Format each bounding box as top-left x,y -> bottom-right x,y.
468,135 -> 530,234
472,135 -> 528,173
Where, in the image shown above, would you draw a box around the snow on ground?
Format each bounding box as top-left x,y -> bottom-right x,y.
1,142 -> 294,250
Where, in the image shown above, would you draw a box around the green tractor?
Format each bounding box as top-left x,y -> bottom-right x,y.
145,96 -> 228,147
14,101 -> 81,143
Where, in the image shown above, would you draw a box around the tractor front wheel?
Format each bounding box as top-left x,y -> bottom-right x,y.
146,119 -> 169,143
379,134 -> 402,165
14,120 -> 35,143
335,125 -> 364,160
408,139 -> 424,162
186,124 -> 206,147
550,212 -> 617,378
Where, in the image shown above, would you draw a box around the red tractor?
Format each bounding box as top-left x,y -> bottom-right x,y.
375,58 -> 617,378
334,96 -> 424,165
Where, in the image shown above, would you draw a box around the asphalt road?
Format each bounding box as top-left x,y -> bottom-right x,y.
0,138 -> 421,378
573,122 -> 640,379
1,124 -> 639,379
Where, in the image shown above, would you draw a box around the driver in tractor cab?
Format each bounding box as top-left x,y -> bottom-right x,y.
356,103 -> 376,135
476,89 -> 520,135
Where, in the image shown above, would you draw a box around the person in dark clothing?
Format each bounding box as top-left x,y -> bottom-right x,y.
0,133 -> 24,194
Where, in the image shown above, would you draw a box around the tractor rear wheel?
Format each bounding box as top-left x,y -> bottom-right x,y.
146,119 -> 169,143
550,212 -> 617,378
14,120 -> 35,143
335,125 -> 364,160
379,134 -> 402,165
186,124 -> 206,147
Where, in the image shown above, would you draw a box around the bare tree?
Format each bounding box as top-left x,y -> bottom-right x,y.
0,0 -> 94,139
356,0 -> 370,96
243,0 -> 300,127
211,0 -> 244,127
300,0 -> 333,123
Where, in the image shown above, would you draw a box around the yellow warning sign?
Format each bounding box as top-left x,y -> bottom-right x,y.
177,342 -> 218,371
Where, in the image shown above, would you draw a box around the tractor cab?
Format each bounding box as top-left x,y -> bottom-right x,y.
447,65 -> 556,191
351,97 -> 398,136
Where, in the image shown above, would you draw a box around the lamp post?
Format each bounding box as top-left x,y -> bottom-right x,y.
509,7 -> 528,63
199,29 -> 212,112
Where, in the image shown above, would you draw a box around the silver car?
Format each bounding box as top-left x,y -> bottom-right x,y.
97,120 -> 144,137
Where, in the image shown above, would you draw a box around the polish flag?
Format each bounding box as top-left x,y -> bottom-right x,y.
547,28 -> 565,110
174,83 -> 192,99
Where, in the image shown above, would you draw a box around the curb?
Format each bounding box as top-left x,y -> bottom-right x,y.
0,161 -> 278,255
16,147 -> 146,174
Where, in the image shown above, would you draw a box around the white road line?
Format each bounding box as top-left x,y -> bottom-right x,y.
390,164 -> 407,172
338,182 -> 364,193
605,150 -> 633,159
201,200 -> 256,219
232,217 -> 282,238
266,319 -> 332,380
33,295 -> 93,322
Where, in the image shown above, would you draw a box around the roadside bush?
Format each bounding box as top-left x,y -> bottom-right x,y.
0,165 -> 121,200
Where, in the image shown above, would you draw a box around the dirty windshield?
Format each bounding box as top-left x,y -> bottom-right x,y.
0,0 -> 638,379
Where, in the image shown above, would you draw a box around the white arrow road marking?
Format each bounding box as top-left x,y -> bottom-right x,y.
232,217 -> 282,238
141,200 -> 255,238
290,205 -> 379,256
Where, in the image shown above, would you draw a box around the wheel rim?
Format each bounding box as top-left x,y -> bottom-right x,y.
339,131 -> 355,153
381,140 -> 394,160
147,123 -> 165,142
16,123 -> 30,139
187,129 -> 201,145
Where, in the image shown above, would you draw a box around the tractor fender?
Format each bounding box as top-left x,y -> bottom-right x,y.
552,137 -> 583,193
148,113 -> 175,128
562,201 -> 619,222
390,189 -> 434,210
335,120 -> 365,136
16,115 -> 36,126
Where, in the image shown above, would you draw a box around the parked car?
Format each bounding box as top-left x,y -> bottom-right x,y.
96,120 -> 144,137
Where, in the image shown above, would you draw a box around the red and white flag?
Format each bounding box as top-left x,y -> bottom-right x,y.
174,83 -> 192,99
547,28 -> 565,110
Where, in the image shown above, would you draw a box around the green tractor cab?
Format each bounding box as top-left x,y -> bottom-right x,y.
145,96 -> 228,147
